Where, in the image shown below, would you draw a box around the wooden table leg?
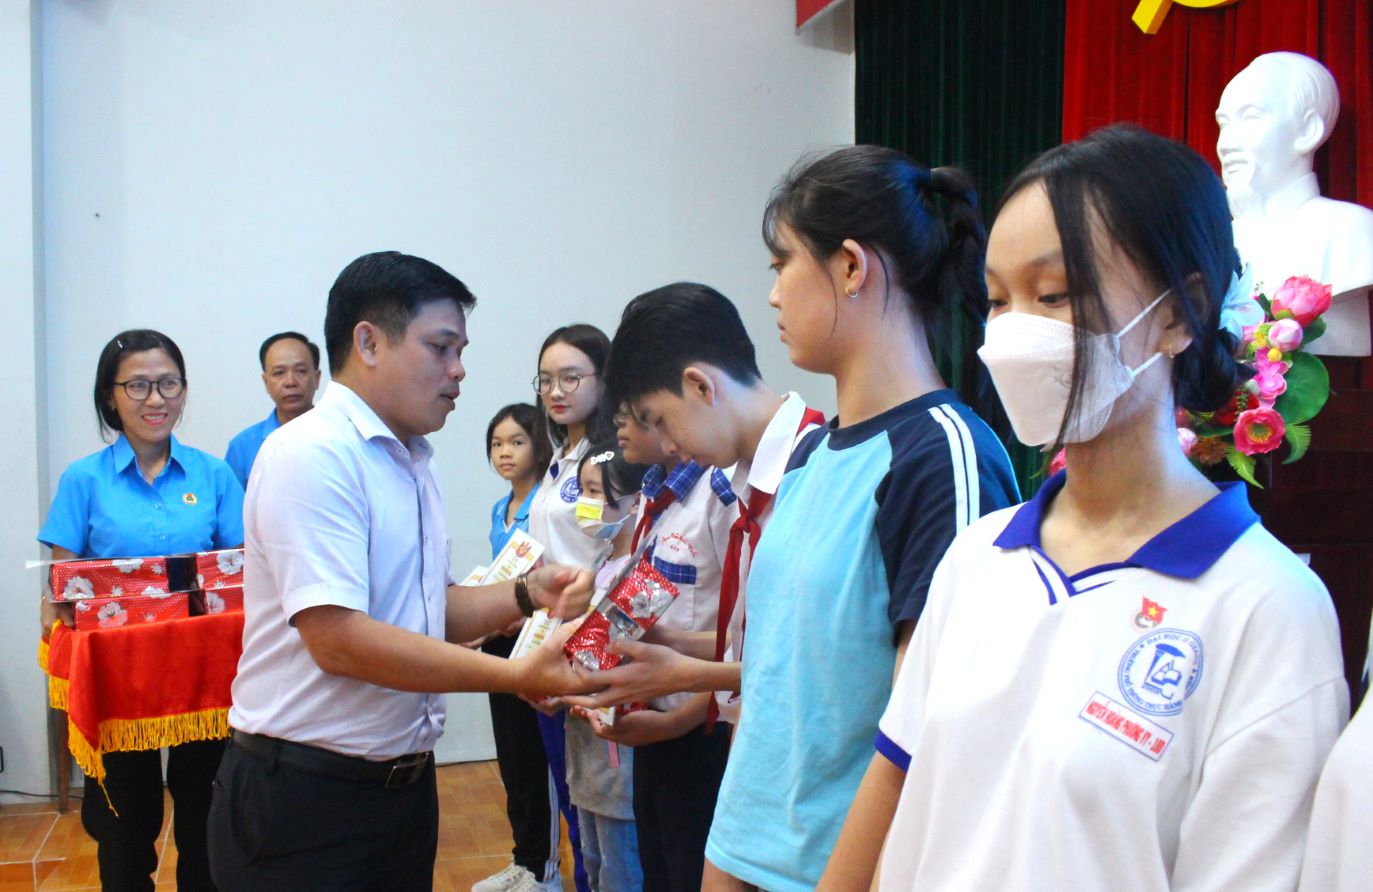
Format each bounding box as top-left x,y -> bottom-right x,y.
49,707 -> 70,813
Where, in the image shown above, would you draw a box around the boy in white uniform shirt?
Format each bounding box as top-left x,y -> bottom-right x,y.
569,282 -> 822,732
585,408 -> 736,891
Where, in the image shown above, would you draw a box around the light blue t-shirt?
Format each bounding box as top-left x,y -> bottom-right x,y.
224,408 -> 283,488
705,391 -> 1018,892
488,484 -> 539,560
39,434 -> 245,559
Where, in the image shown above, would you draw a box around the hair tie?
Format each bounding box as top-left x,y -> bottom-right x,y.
1218,264 -> 1262,340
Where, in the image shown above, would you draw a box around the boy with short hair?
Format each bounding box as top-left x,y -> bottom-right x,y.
570,281 -> 823,727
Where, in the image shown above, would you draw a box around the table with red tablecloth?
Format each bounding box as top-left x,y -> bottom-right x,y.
37,612 -> 244,786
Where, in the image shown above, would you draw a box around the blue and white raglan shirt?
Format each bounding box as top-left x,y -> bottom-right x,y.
876,473 -> 1348,891
705,390 -> 1018,892
641,460 -> 736,713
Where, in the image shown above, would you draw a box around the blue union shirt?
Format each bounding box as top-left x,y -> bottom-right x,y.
224,408 -> 283,488
39,434 -> 245,559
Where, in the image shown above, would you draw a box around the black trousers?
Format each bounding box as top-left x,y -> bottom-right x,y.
483,633 -> 560,880
632,720 -> 731,892
81,738 -> 226,892
207,740 -> 438,892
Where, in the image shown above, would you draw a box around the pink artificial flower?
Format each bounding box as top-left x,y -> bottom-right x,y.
1233,406 -> 1286,456
1177,427 -> 1197,457
1251,362 -> 1288,405
1240,323 -> 1259,352
1266,318 -> 1303,353
1271,276 -> 1332,327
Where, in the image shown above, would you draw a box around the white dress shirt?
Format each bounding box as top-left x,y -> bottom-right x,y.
229,382 -> 452,760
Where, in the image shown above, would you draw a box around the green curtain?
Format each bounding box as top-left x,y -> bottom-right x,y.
855,0 -> 1065,495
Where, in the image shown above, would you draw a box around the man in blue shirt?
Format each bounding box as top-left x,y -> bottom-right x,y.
224,331 -> 323,487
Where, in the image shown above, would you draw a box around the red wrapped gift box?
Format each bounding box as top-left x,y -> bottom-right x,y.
199,583 -> 243,615
195,548 -> 244,589
50,557 -> 188,602
73,593 -> 190,630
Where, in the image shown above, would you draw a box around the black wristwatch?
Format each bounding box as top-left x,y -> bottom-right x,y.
514,574 -> 535,617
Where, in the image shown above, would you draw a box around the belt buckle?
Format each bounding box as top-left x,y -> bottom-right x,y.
385,753 -> 428,788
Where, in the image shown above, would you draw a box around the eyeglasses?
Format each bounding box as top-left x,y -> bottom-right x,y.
113,377 -> 186,400
532,371 -> 595,394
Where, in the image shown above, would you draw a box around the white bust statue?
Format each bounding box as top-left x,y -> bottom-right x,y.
1216,51 -> 1373,356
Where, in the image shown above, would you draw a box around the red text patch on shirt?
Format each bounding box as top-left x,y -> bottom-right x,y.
1079,691 -> 1173,761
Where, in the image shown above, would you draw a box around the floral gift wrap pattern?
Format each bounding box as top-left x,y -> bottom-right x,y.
49,555 -> 195,602
195,547 -> 244,590
73,593 -> 190,630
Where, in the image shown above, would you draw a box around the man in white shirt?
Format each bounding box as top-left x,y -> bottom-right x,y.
208,251 -> 596,892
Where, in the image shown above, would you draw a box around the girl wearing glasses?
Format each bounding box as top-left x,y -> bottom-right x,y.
38,328 -> 244,892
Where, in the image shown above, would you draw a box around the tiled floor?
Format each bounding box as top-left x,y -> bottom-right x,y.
0,761 -> 575,891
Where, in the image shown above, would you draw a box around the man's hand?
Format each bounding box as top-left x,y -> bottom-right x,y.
526,565 -> 594,620
511,618 -> 605,700
561,637 -> 693,709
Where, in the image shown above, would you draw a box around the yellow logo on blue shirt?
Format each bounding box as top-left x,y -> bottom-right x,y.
183,492 -> 198,505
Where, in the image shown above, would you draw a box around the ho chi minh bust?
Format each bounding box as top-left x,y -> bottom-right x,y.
1217,51 -> 1373,356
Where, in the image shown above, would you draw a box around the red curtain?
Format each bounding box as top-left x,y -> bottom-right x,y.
1063,0 -> 1372,207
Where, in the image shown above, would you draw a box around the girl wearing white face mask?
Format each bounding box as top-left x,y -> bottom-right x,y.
567,442 -> 648,892
820,124 -> 1348,892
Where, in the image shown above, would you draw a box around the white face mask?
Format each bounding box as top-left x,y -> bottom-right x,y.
978,290 -> 1169,447
575,496 -> 629,540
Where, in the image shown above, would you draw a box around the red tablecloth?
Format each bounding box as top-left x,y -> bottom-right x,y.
38,612 -> 244,783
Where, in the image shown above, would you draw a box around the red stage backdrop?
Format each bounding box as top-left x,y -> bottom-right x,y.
1063,0 -> 1372,207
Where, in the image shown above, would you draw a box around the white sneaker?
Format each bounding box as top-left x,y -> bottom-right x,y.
509,871 -> 564,892
472,863 -> 533,892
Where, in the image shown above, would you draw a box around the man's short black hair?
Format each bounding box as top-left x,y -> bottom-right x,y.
606,282 -> 761,407
258,331 -> 321,370
323,251 -> 476,375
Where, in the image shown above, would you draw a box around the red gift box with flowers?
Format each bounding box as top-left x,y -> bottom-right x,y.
195,548 -> 244,590
197,583 -> 244,616
73,593 -> 190,630
50,556 -> 192,602
563,558 -> 680,721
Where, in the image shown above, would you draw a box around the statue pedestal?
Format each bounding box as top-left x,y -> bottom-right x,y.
1251,356 -> 1373,703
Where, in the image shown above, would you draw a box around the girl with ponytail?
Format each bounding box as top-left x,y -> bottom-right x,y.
703,146 -> 1019,892
819,125 -> 1346,891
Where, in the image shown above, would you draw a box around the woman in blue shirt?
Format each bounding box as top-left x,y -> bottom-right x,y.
39,329 -> 244,892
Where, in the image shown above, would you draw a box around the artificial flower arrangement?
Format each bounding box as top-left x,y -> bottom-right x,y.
1179,275 -> 1332,487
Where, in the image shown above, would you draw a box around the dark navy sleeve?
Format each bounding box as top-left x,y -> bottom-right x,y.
875,402 -> 1019,629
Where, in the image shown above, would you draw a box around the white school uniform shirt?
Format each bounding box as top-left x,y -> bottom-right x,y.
527,437 -> 610,571
230,382 -> 453,760
1299,619 -> 1372,892
877,473 -> 1348,892
713,392 -> 822,723
643,461 -> 736,712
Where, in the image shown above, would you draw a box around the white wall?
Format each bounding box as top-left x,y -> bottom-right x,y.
0,0 -> 48,803
5,0 -> 853,784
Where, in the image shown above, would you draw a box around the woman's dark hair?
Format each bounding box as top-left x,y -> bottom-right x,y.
485,402 -> 553,478
94,329 -> 187,441
763,145 -> 992,411
999,123 -> 1251,448
576,440 -> 649,509
324,251 -> 475,376
538,324 -> 614,448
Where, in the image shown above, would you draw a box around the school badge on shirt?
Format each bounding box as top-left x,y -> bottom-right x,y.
183,492 -> 198,505
1133,597 -> 1167,629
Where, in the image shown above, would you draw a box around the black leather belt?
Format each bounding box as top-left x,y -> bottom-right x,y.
231,730 -> 432,789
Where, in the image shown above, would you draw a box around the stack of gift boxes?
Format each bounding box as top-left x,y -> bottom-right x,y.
48,548 -> 245,631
